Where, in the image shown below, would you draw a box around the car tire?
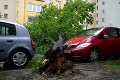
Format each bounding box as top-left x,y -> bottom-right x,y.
9,50 -> 29,68
87,48 -> 99,62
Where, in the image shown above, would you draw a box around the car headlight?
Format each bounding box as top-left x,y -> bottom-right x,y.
76,43 -> 91,48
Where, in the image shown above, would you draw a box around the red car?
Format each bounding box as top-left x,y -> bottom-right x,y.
64,27 -> 120,61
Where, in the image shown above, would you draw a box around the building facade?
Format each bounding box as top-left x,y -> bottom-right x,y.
96,0 -> 120,27
87,0 -> 96,28
0,0 -> 65,25
0,0 -> 17,22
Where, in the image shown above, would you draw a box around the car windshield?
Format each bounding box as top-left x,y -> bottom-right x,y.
77,28 -> 104,36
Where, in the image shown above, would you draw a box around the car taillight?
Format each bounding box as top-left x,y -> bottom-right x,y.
30,38 -> 34,47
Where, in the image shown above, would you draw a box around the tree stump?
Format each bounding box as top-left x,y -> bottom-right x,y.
39,32 -> 74,75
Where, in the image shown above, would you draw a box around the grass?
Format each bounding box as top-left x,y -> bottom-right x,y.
26,54 -> 45,72
0,74 -> 6,80
95,59 -> 120,72
79,78 -> 88,80
26,54 -> 45,68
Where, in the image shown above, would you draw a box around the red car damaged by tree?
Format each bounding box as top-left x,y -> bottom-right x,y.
64,27 -> 120,62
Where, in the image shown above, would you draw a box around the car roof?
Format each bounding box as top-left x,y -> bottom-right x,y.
98,26 -> 119,28
91,26 -> 120,30
0,20 -> 23,27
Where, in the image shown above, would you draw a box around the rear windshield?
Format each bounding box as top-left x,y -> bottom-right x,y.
77,28 -> 104,36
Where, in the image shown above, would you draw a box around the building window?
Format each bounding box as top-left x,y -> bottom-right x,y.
97,0 -> 98,3
4,5 -> 8,9
17,11 -> 18,17
28,4 -> 42,12
102,9 -> 105,14
96,6 -> 98,10
102,1 -> 105,5
56,0 -> 61,8
0,12 -> 2,18
46,0 -> 51,4
102,18 -> 104,22
36,5 -> 42,12
28,16 -> 36,22
28,4 -> 33,11
33,5 -> 36,12
4,14 -> 8,19
96,13 -> 98,17
96,21 -> 98,25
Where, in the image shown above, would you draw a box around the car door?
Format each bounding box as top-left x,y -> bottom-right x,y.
99,28 -> 119,56
0,22 -> 18,58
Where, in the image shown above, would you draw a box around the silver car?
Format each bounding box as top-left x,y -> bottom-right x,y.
0,20 -> 35,68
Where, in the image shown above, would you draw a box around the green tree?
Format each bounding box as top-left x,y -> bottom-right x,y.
58,0 -> 95,38
25,0 -> 95,54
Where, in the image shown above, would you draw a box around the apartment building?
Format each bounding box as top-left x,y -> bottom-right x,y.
86,0 -> 120,28
96,0 -> 120,27
0,0 -> 65,25
0,0 -> 17,22
87,0 -> 96,28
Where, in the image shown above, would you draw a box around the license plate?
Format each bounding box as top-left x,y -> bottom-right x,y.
64,50 -> 71,53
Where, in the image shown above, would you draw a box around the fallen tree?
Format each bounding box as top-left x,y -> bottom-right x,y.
39,32 -> 74,75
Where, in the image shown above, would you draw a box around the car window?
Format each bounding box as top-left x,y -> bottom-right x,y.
0,22 -> 16,36
103,28 -> 118,38
118,29 -> 120,37
77,28 -> 104,36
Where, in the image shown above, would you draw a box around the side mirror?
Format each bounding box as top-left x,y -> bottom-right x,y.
103,35 -> 109,39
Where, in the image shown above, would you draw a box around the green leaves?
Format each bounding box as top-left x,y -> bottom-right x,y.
0,74 -> 5,80
31,55 -> 45,72
25,0 -> 95,54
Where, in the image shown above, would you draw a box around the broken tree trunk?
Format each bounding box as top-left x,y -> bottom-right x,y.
39,32 -> 74,75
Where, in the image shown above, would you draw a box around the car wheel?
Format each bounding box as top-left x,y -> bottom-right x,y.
87,48 -> 99,62
9,50 -> 29,68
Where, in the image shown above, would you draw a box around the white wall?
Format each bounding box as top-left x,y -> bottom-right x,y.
96,0 -> 120,27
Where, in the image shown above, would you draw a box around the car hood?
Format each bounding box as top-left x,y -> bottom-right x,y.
64,36 -> 94,45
